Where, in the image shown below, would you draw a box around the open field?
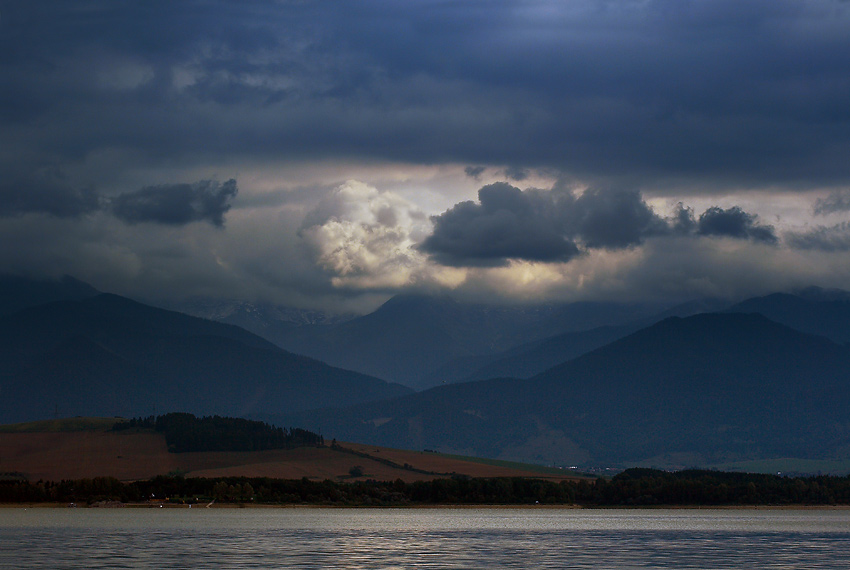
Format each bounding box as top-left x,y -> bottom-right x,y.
0,420 -> 584,483
340,442 -> 578,481
710,458 -> 850,476
0,417 -> 121,433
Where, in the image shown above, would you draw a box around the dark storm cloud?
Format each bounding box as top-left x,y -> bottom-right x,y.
670,203 -> 698,235
421,184 -> 780,266
419,183 -> 669,266
3,1 -> 850,188
0,168 -> 101,218
298,0 -> 850,187
111,179 -> 238,227
572,187 -> 669,249
785,223 -> 850,252
418,183 -> 581,267
464,166 -> 486,179
696,207 -> 778,244
813,190 -> 850,216
504,166 -> 530,182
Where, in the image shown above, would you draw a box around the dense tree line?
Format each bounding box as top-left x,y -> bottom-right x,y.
3,469 -> 850,506
112,413 -> 323,452
590,468 -> 850,506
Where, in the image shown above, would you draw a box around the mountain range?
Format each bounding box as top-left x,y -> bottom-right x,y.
174,293 -> 674,390
281,312 -> 850,468
4,274 -> 850,472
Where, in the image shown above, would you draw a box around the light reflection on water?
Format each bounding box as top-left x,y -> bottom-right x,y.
2,508 -> 850,569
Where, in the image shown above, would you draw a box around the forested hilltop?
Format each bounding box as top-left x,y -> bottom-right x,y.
3,469 -> 850,506
112,413 -> 323,453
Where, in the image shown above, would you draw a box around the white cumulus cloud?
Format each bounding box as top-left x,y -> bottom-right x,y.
298,180 -> 433,290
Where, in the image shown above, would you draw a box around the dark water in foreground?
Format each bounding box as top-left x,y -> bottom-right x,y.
2,507 -> 850,569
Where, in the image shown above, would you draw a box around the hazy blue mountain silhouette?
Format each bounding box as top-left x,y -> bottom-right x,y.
252,294 -> 669,389
0,294 -> 411,424
159,297 -> 356,337
457,324 -> 640,382
427,297 -> 730,385
450,290 -> 850,386
728,289 -> 850,343
281,313 -> 850,467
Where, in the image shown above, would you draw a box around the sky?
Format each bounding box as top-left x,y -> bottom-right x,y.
2,0 -> 850,313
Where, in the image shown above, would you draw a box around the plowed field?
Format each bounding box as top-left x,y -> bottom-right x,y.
0,431 -> 581,482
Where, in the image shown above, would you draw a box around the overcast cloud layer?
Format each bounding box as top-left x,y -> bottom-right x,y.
1,1 -> 850,311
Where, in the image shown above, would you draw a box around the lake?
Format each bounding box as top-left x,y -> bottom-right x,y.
2,507 -> 850,569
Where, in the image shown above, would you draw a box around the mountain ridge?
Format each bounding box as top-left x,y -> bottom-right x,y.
0,292 -> 412,424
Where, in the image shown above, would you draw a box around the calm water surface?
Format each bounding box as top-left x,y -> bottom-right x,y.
2,507 -> 850,569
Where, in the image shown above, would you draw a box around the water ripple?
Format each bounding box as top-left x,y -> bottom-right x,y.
2,508 -> 849,569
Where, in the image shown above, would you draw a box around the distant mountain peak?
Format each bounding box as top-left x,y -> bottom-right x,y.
377,293 -> 460,311
792,286 -> 850,302
158,297 -> 356,328
728,288 -> 850,344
